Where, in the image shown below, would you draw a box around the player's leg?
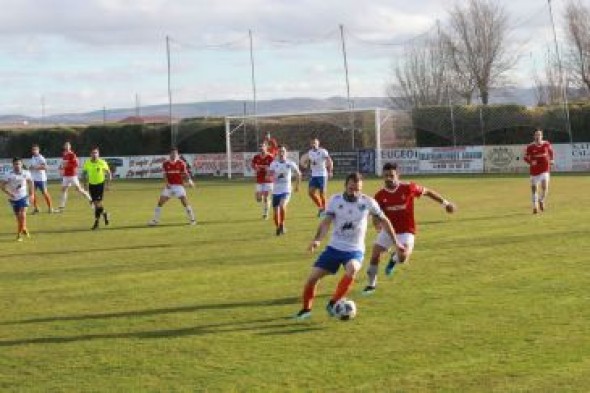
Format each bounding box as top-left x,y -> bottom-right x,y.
261,190 -> 270,219
31,183 -> 40,214
539,173 -> 550,211
90,184 -> 106,230
39,182 -> 54,212
386,233 -> 415,276
59,178 -> 70,209
179,194 -> 196,225
73,178 -> 92,202
317,177 -> 327,214
272,194 -> 282,234
308,177 -> 323,212
295,264 -> 331,320
363,242 -> 388,295
327,256 -> 362,315
530,176 -> 539,214
277,194 -> 291,235
149,193 -> 170,225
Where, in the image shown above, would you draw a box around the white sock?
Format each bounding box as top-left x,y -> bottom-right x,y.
153,207 -> 161,221
532,194 -> 538,208
263,201 -> 269,216
367,264 -> 378,287
186,206 -> 195,221
60,191 -> 68,208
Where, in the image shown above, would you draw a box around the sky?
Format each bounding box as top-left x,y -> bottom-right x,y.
0,0 -> 573,116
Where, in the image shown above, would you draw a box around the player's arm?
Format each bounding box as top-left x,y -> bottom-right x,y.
0,179 -> 11,198
183,168 -> 194,188
82,164 -> 89,189
548,144 -> 555,165
523,147 -> 532,165
424,188 -> 456,213
326,154 -> 334,178
26,176 -> 34,199
376,214 -> 405,251
293,163 -> 302,192
308,215 -> 333,252
104,162 -> 113,190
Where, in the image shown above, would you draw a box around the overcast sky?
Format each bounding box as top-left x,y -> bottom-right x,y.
0,0 -> 572,116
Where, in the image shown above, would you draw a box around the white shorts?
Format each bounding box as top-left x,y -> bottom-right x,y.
375,231 -> 415,254
62,176 -> 81,187
530,172 -> 550,186
256,183 -> 273,193
161,185 -> 187,198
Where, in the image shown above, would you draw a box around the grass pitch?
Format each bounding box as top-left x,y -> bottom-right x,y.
1,175 -> 589,392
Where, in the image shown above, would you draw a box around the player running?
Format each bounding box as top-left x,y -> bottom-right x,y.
29,144 -> 56,214
269,145 -> 301,236
362,162 -> 456,295
524,129 -> 554,214
302,138 -> 333,217
251,142 -> 275,219
148,147 -> 196,226
1,157 -> 34,241
295,172 -> 403,320
264,132 -> 279,157
83,147 -> 112,230
58,141 -> 92,210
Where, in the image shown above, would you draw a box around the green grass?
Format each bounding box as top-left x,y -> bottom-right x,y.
1,175 -> 589,392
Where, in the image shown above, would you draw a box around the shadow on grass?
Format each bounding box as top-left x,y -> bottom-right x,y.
0,243 -> 173,258
0,316 -> 324,347
421,211 -> 526,226
2,296 -> 300,325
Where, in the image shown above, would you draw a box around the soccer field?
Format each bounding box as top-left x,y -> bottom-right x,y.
1,175 -> 589,392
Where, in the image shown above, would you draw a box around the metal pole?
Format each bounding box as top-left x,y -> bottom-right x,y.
339,24 -> 355,149
375,109 -> 382,176
547,0 -> 573,144
249,29 -> 259,148
225,117 -> 232,179
166,35 -> 174,147
447,85 -> 457,147
479,106 -> 486,145
135,93 -> 140,118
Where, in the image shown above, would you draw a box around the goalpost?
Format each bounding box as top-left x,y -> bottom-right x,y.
224,107 -> 414,178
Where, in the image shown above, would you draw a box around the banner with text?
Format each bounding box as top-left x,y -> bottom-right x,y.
418,146 -> 484,173
380,149 -> 420,174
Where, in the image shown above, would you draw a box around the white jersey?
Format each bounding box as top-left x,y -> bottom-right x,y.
307,148 -> 330,177
326,193 -> 385,252
3,170 -> 32,201
270,159 -> 300,194
29,154 -> 48,182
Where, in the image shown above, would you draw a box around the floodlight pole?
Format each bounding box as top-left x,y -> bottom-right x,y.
225,117 -> 232,179
339,24 -> 355,150
166,35 -> 174,146
249,29 -> 259,148
547,0 -> 573,144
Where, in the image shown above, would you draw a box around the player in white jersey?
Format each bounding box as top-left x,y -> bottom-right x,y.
294,172 -> 403,320
1,157 -> 34,241
29,144 -> 56,214
302,138 -> 333,217
269,145 -> 301,236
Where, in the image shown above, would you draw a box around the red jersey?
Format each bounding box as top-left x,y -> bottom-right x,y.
251,153 -> 274,184
163,159 -> 188,185
524,141 -> 553,176
374,182 -> 425,234
62,151 -> 79,177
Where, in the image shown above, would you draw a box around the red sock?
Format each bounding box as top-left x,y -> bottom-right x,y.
331,275 -> 354,303
310,194 -> 322,208
319,195 -> 326,209
303,282 -> 316,310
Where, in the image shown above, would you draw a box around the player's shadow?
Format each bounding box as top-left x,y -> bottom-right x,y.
421,211 -> 525,226
2,296 -> 300,325
29,222 -> 190,235
0,316 -> 324,347
0,243 -> 173,259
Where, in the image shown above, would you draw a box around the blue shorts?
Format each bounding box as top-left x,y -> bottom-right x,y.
309,176 -> 326,191
272,193 -> 290,208
314,246 -> 364,274
34,181 -> 47,192
10,197 -> 29,214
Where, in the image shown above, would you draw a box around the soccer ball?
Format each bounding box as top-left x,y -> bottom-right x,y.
333,298 -> 357,321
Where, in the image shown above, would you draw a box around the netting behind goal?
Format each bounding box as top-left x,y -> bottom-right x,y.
224,108 -> 416,177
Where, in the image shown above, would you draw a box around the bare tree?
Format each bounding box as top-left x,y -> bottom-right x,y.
534,50 -> 564,106
388,35 -> 448,109
443,0 -> 517,104
564,1 -> 590,95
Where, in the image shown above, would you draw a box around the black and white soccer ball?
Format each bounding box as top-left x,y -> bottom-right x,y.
333,298 -> 357,320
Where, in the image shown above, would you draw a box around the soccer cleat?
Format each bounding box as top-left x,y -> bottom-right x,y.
317,209 -> 325,218
31,208 -> 40,215
385,259 -> 397,277
279,225 -> 286,235
16,235 -> 23,242
148,219 -> 158,226
21,229 -> 31,238
262,213 -> 268,220
275,226 -> 281,236
103,212 -> 110,226
539,201 -> 545,212
362,285 -> 377,295
326,300 -> 336,317
91,220 -> 99,230
189,220 -> 197,226
294,309 -> 312,321
532,207 -> 538,214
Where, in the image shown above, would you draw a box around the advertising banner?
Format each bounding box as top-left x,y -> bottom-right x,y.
329,152 -> 358,175
358,149 -> 375,174
380,149 -> 420,174
484,145 -> 528,173
570,143 -> 590,172
419,146 -> 484,173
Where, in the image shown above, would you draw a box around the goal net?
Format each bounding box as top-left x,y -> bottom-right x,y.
224,107 -> 415,178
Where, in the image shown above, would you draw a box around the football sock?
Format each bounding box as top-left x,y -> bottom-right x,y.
94,206 -> 104,219
531,194 -> 538,208
331,275 -> 354,303
303,282 -> 317,310
310,193 -> 322,208
60,191 -> 68,208
186,206 -> 195,221
319,194 -> 326,209
367,264 -> 378,287
262,201 -> 269,216
153,207 -> 162,221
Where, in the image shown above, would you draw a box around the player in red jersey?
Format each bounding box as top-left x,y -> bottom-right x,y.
362,162 -> 456,294
148,147 -> 196,226
58,141 -> 92,210
251,142 -> 275,219
523,129 -> 554,214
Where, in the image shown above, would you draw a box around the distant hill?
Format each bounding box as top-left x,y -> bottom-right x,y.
0,89 -> 538,126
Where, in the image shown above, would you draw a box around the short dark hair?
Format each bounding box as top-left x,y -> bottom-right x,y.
278,144 -> 287,150
345,172 -> 362,185
383,162 -> 398,172
170,146 -> 179,152
90,146 -> 99,152
12,157 -> 21,163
